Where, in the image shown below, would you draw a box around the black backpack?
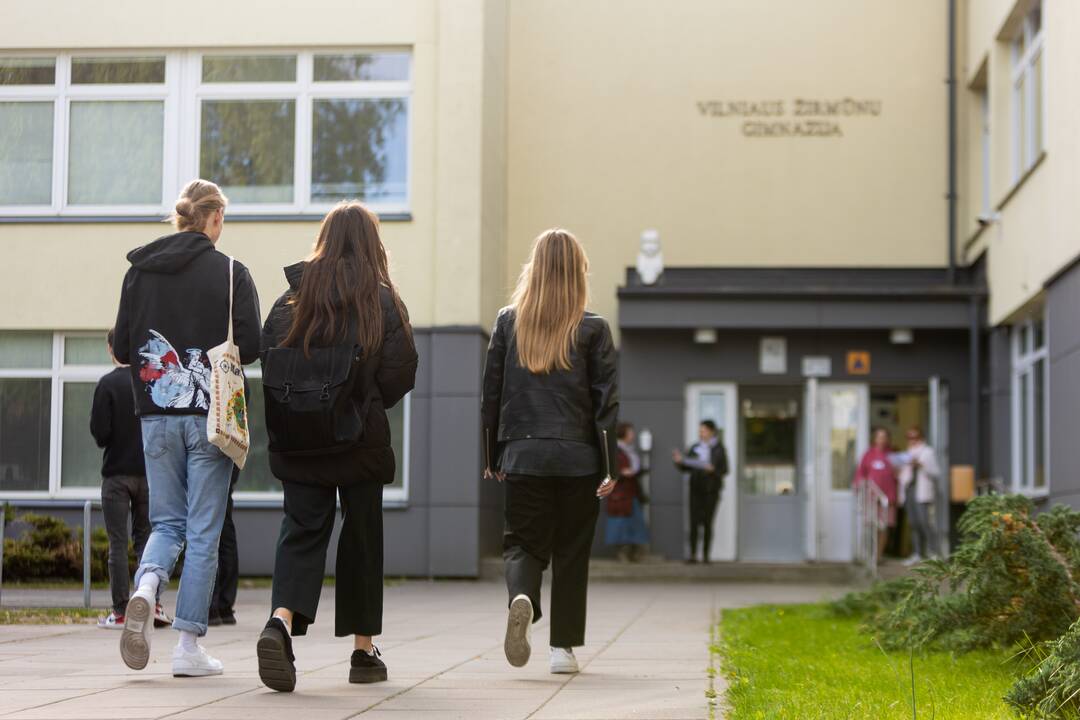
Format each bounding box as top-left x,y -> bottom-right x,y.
261,343 -> 369,456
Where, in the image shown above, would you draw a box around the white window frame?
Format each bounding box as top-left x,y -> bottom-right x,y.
1011,2 -> 1044,182
0,51 -> 178,217
1011,314 -> 1049,496
0,333 -> 412,502
0,49 -> 412,218
980,89 -> 992,216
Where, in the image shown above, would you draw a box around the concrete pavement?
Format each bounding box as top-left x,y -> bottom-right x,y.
0,580 -> 847,719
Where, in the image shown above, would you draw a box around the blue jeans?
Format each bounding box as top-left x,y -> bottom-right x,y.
135,415 -> 234,636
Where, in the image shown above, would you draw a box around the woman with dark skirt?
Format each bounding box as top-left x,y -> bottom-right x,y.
255,201 -> 417,692
482,228 -> 619,675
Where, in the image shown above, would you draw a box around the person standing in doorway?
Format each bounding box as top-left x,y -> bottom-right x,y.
112,179 -> 262,677
605,422 -> 650,562
482,228 -> 619,675
899,426 -> 940,565
673,420 -> 729,563
90,328 -> 170,631
256,201 -> 417,692
853,427 -> 898,561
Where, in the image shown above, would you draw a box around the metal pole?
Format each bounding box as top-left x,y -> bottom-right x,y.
83,500 -> 91,609
0,505 -> 5,607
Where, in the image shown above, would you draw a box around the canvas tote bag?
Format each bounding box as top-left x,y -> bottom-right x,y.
207,257 -> 250,468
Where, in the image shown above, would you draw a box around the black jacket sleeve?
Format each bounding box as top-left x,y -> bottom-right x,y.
587,318 -> 619,479
714,443 -> 730,478
260,293 -> 292,354
89,379 -> 113,449
112,269 -> 134,365
233,263 -> 262,365
375,296 -> 417,410
481,310 -> 509,471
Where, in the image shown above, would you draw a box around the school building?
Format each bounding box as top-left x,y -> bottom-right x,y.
0,0 -> 1076,573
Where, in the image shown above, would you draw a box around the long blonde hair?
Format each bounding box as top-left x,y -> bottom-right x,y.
510,228 -> 589,374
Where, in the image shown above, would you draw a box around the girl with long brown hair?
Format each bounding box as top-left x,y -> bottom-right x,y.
255,201 -> 417,692
481,228 -> 619,674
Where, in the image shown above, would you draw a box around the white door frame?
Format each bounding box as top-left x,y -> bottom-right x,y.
684,382 -> 738,561
810,382 -> 870,562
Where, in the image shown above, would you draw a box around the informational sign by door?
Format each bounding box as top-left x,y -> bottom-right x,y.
846,351 -> 871,375
760,337 -> 787,374
802,356 -> 832,377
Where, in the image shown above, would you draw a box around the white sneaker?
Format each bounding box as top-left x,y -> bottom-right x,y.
119,586 -> 155,670
172,644 -> 224,677
902,554 -> 923,567
504,594 -> 533,668
550,647 -> 579,674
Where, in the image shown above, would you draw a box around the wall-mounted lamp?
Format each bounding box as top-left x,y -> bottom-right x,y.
890,328 -> 914,345
694,328 -> 718,344
638,428 -> 653,453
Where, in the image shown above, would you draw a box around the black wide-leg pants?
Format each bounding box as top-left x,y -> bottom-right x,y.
270,480 -> 384,637
688,477 -> 720,560
503,474 -> 600,649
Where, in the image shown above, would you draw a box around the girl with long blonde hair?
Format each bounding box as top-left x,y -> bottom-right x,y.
481,228 -> 619,674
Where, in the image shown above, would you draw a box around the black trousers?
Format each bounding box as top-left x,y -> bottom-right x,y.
101,475 -> 150,615
210,469 -> 239,618
271,480 -> 384,637
503,474 -> 600,648
689,477 -> 720,560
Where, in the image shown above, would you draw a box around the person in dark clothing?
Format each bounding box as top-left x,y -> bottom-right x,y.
208,464 -> 240,627
91,328 -> 170,630
113,179 -> 261,678
673,420 -> 729,563
482,228 -> 619,675
255,201 -> 417,693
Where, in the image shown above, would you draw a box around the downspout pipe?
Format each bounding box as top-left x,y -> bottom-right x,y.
947,0 -> 958,284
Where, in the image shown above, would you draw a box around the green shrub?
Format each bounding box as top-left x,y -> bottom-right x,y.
834,494 -> 1080,652
1006,618 -> 1080,718
2,513 -> 136,582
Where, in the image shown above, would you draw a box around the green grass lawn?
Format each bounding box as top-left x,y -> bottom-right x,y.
718,604 -> 1020,720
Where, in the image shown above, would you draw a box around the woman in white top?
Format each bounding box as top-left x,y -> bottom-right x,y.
898,426 -> 940,565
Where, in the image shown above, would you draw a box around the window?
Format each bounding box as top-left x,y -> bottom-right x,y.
0,50 -> 412,216
1011,1 -> 1044,181
0,333 -> 411,503
1012,314 -> 1048,493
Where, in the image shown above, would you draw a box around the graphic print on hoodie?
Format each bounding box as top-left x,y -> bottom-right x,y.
138,330 -> 210,410
112,231 -> 262,417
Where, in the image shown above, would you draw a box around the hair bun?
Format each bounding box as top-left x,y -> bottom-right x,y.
175,198 -> 193,217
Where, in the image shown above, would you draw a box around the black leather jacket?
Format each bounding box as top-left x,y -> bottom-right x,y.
481,307 -> 619,478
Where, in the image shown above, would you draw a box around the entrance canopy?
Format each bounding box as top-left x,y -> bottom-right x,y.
618,267 -> 987,331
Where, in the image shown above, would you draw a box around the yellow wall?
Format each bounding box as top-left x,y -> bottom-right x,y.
962,0 -> 1080,323
505,0 -> 950,328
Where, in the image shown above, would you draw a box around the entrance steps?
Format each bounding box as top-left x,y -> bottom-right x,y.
480,556 -> 861,584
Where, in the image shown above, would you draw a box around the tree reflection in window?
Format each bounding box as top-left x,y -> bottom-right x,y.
200,99 -> 295,204
311,98 -> 407,204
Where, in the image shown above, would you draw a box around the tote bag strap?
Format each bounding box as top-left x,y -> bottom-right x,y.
225,256 -> 235,345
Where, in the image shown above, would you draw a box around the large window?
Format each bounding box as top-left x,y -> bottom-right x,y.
1011,1 -> 1044,181
1012,314 -> 1048,494
0,332 -> 411,502
0,50 -> 411,216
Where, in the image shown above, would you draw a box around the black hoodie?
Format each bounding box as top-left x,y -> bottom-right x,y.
113,232 -> 261,417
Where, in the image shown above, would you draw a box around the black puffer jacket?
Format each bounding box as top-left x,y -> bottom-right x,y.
113,232 -> 261,417
481,307 -> 619,478
260,262 -> 418,486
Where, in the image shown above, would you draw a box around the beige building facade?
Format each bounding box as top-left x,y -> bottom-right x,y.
0,0 -> 1074,572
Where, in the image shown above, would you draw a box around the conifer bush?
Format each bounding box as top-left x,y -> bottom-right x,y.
1006,618 -> 1080,717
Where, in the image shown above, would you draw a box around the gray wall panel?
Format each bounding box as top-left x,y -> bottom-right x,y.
1048,263 -> 1080,505
431,333 -> 484,396
987,327 -> 1012,485
427,396 -> 482,507
428,506 -> 479,576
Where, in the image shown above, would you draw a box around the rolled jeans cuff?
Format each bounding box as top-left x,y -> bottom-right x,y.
170,615 -> 207,637
133,564 -> 169,604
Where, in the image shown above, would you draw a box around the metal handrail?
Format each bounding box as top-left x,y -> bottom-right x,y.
854,480 -> 887,578
0,500 -> 96,609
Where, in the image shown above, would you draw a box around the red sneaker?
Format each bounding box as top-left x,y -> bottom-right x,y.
154,604 -> 172,628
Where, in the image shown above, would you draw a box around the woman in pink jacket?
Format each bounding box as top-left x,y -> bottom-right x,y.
853,428 -> 898,560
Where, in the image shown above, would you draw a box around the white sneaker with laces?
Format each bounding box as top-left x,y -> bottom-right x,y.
549,647 -> 579,674
172,644 -> 224,677
902,553 -> 923,567
504,594 -> 533,668
119,586 -> 155,670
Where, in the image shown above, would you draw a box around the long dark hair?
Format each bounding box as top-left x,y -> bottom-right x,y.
281,201 -> 411,357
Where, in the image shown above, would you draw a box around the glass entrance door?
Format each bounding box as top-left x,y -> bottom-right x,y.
684,383 -> 738,561
813,383 -> 869,562
738,386 -> 803,562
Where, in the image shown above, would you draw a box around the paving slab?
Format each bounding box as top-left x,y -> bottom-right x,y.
0,579 -> 846,719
